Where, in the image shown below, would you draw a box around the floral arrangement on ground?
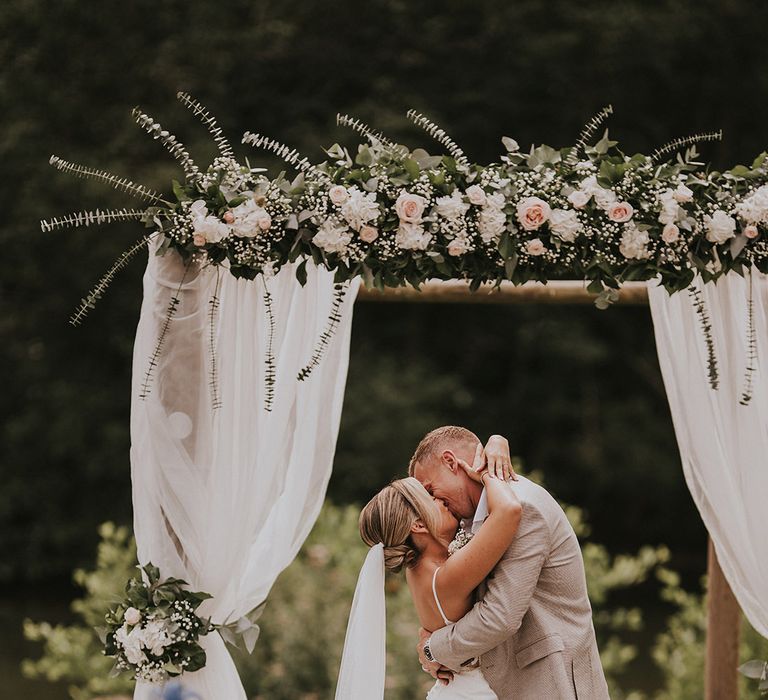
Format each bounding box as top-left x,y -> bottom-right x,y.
43,94 -> 768,404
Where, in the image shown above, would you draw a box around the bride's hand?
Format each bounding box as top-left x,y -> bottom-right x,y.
456,443 -> 488,483
483,434 -> 518,481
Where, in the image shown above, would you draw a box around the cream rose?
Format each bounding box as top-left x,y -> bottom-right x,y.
124,607 -> 142,626
567,190 -> 591,209
395,192 -> 427,223
661,223 -> 680,243
329,185 -> 349,205
359,225 -> 379,243
607,201 -> 634,223
448,239 -> 469,256
673,184 -> 694,203
465,185 -> 487,206
744,224 -> 759,239
526,238 -> 546,256
516,197 -> 551,231
257,214 -> 272,231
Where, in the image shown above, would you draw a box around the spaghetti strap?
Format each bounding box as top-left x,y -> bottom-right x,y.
431,567 -> 454,626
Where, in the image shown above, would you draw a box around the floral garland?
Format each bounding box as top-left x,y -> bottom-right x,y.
43,94 -> 768,405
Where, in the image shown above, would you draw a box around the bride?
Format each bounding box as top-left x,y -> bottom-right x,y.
336,437 -> 521,699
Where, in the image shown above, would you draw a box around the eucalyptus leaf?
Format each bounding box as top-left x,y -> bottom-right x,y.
739,660 -> 767,679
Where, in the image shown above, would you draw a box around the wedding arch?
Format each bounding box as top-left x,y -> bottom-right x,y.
44,94 -> 768,700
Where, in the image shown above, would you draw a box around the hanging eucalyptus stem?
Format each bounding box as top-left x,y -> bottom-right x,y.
262,278 -> 277,412
689,285 -> 719,391
208,268 -> 222,410
297,283 -> 348,381
740,268 -> 757,406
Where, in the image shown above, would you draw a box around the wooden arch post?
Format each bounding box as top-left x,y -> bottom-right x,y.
357,279 -> 741,699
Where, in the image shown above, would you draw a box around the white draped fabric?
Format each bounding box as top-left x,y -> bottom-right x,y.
130,244 -> 359,699
649,271 -> 768,638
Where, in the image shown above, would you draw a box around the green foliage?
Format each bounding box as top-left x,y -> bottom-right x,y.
652,568 -> 768,700
22,522 -> 136,700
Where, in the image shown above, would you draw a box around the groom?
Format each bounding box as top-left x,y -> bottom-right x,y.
411,426 -> 610,699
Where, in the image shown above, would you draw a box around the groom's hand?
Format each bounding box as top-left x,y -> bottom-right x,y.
417,628 -> 454,684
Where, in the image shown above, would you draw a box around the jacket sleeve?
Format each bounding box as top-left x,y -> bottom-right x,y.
429,504 -> 551,671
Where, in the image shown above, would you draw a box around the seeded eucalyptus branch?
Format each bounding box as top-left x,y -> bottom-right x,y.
297,283 -> 348,382
262,279 -> 277,412
740,269 -> 757,406
689,286 -> 719,391
208,268 -> 222,410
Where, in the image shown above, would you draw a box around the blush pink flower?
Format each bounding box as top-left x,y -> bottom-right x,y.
223,210 -> 235,224
359,225 -> 379,243
661,223 -> 680,243
526,238 -> 546,256
516,197 -> 551,231
744,224 -> 759,239
395,192 -> 428,223
257,214 -> 272,231
193,233 -> 207,247
607,201 -> 634,223
465,185 -> 487,206
329,185 -> 349,205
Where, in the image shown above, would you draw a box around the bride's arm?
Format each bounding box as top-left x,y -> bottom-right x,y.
438,451 -> 522,600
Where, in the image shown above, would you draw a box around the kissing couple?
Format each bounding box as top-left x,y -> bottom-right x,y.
335,426 -> 610,700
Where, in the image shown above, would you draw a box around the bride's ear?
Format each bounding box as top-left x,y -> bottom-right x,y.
411,519 -> 429,534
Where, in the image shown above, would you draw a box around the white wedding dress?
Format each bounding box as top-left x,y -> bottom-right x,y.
426,568 -> 498,700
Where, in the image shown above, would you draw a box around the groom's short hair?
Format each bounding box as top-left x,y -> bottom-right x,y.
408,425 -> 480,476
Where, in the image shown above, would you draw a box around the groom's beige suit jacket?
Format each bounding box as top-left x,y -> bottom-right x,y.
429,476 -> 610,699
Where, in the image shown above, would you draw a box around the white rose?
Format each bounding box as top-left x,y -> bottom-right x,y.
329,185 -> 349,205
548,209 -> 582,243
704,210 -> 736,244
567,190 -> 591,209
516,196 -> 551,231
465,185 -> 487,206
619,223 -> 651,260
673,184 -> 694,203
477,207 -> 507,243
124,607 -> 141,626
313,218 -> 353,254
395,192 -> 428,223
435,190 -> 470,220
395,222 -> 432,250
593,187 -> 617,210
662,223 -> 680,243
340,186 -> 380,230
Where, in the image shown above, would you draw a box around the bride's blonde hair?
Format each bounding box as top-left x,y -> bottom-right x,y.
359,477 -> 441,573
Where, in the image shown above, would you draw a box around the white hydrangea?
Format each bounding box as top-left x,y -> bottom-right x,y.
313,218 -> 353,254
657,189 -> 683,226
477,193 -> 507,243
230,198 -> 268,238
704,210 -> 737,244
140,619 -> 172,657
115,623 -> 147,666
339,186 -> 380,231
548,208 -> 582,243
435,190 -> 470,220
619,223 -> 651,260
395,222 -> 432,250
735,184 -> 768,224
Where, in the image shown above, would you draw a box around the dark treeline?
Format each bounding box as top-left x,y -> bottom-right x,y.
3,0 -> 768,583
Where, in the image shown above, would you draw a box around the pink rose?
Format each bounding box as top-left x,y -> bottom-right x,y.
465,185 -> 487,206
661,223 -> 680,243
526,238 -> 546,256
223,211 -> 235,224
193,233 -> 207,247
329,185 -> 349,205
395,192 -> 428,223
516,197 -> 551,231
257,214 -> 272,231
567,190 -> 591,209
744,224 -> 759,239
447,240 -> 466,256
359,225 -> 379,243
607,201 -> 634,223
